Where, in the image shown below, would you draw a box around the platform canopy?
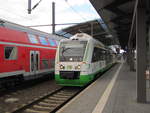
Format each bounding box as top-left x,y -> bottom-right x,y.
56,19 -> 120,46
90,0 -> 136,49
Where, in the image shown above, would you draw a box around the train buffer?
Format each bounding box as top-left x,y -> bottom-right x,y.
56,62 -> 150,113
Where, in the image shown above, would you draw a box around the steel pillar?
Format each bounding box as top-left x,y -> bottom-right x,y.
148,27 -> 150,67
136,6 -> 146,103
28,0 -> 31,14
129,48 -> 135,71
52,2 -> 55,34
126,47 -> 130,65
91,22 -> 93,37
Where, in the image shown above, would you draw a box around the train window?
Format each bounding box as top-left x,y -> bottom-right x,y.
59,41 -> 87,62
48,39 -> 56,46
4,46 -> 18,60
42,59 -> 49,69
92,47 -> 106,62
100,49 -> 106,60
55,41 -> 59,46
92,47 -> 98,62
28,34 -> 39,44
39,37 -> 49,45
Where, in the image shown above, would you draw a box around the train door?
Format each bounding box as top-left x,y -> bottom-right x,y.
30,51 -> 40,74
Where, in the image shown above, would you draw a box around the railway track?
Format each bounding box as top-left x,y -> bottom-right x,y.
12,87 -> 82,113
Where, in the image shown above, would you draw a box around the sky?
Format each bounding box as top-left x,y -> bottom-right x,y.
0,0 -> 100,34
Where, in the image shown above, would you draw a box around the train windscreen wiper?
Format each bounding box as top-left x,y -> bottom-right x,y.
61,47 -> 71,61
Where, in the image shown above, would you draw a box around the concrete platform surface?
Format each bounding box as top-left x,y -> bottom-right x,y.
56,62 -> 150,113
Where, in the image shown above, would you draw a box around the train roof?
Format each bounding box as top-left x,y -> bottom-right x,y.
0,19 -> 66,47
0,18 -> 64,41
72,33 -> 105,47
59,33 -> 106,48
70,33 -> 92,40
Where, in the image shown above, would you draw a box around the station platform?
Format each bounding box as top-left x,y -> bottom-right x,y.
56,61 -> 150,113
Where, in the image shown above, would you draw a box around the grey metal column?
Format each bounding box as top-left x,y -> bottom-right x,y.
136,6 -> 146,103
126,47 -> 130,65
91,22 -> 93,36
28,0 -> 31,14
148,27 -> 150,68
52,2 -> 55,34
130,48 -> 135,71
127,43 -> 135,71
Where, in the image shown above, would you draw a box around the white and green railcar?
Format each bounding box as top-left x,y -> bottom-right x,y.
55,33 -> 115,86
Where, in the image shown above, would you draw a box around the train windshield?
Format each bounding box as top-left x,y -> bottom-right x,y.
59,41 -> 87,62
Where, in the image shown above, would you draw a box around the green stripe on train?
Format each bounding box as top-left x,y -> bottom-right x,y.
55,63 -> 114,86
55,74 -> 95,86
55,68 -> 105,86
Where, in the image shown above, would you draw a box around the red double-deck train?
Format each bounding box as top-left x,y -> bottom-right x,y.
0,19 -> 64,87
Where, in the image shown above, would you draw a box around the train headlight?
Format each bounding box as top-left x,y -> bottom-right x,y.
75,65 -> 81,69
78,65 -> 81,69
69,57 -> 73,61
60,64 -> 65,69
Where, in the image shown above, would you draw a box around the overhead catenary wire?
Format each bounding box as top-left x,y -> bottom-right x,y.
26,21 -> 107,27
63,0 -> 105,36
27,22 -> 80,27
32,0 -> 43,10
28,0 -> 43,14
64,0 -> 88,22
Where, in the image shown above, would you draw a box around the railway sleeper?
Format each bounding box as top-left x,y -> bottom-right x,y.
25,108 -> 49,113
60,90 -> 76,94
38,102 -> 55,107
53,94 -> 70,98
43,100 -> 61,106
48,96 -> 67,100
42,101 -> 64,106
32,105 -> 53,111
59,90 -> 74,93
56,92 -> 74,96
44,98 -> 64,103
